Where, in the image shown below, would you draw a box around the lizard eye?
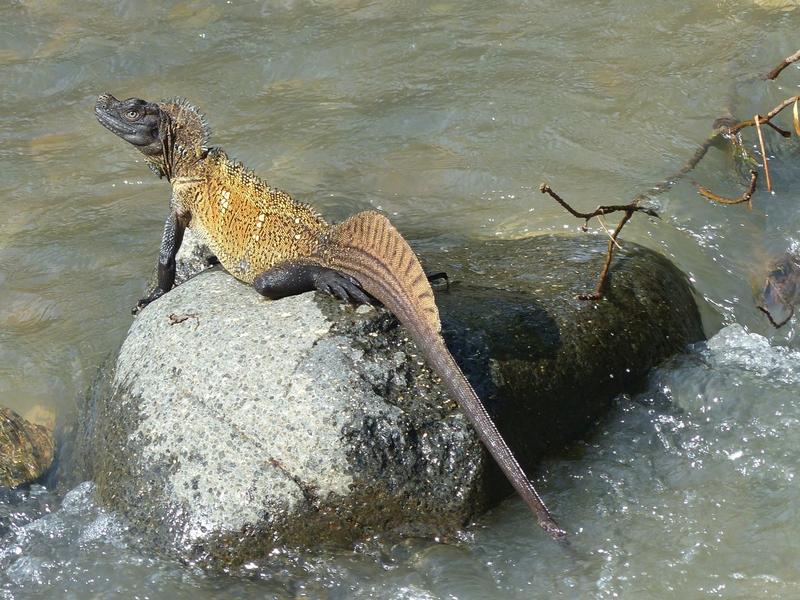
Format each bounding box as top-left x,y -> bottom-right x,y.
123,109 -> 141,121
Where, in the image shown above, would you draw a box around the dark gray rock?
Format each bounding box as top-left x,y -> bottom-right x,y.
756,252 -> 799,329
61,232 -> 704,567
426,235 -> 706,462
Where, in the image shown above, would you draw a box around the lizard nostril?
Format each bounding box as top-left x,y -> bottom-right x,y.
95,93 -> 118,110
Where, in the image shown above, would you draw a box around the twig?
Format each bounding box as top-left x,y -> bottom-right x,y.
729,95 -> 800,135
539,184 -> 658,224
754,115 -> 772,192
168,312 -> 200,330
595,213 -> 623,250
629,126 -> 727,205
580,210 -> 634,301
538,184 -> 655,299
765,121 -> 792,138
761,48 -> 800,81
537,50 -> 799,304
757,304 -> 794,329
696,170 -> 758,207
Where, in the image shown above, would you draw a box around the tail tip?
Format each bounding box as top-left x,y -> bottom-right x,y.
540,517 -> 567,541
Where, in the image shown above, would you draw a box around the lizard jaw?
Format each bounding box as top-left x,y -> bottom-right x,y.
95,93 -> 138,137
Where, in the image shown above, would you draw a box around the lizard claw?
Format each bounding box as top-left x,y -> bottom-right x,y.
132,288 -> 166,315
132,299 -> 149,315
314,270 -> 376,306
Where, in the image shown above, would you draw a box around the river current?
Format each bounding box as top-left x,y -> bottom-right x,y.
1,1 -> 799,598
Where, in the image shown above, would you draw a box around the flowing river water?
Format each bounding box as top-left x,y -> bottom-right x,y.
2,1 -> 800,598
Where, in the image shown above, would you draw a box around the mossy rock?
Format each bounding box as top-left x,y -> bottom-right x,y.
0,407 -> 54,489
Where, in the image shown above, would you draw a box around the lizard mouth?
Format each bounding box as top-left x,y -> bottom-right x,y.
95,109 -> 137,136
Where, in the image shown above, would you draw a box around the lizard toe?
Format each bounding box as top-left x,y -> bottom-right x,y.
329,283 -> 352,303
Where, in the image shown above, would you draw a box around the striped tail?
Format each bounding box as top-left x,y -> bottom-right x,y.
322,211 -> 564,539
323,211 -> 441,334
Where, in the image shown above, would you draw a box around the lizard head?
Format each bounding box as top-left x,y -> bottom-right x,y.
95,93 -> 209,179
95,93 -> 164,155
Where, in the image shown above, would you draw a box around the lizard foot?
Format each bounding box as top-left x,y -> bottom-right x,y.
132,288 -> 166,315
313,270 -> 375,305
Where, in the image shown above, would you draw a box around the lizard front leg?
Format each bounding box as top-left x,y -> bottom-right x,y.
133,210 -> 187,314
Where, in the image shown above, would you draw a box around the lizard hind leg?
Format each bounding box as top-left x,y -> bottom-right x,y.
253,261 -> 375,305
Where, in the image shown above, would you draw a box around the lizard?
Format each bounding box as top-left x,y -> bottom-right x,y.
94,93 -> 565,540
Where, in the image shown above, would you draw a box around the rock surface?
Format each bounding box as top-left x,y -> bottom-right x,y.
62,233 -> 704,567
0,407 -> 54,489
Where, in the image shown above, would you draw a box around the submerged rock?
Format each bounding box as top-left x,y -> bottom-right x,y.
0,407 -> 54,489
62,233 -> 704,567
756,252 -> 799,328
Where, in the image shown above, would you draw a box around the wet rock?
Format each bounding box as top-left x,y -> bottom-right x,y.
426,235 -> 706,459
61,233 -> 703,567
0,407 -> 54,489
756,252 -> 799,328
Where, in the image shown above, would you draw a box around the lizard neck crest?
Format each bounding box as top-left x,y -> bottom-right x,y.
152,98 -> 211,180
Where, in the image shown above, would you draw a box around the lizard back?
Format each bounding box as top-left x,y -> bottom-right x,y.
177,149 -> 328,283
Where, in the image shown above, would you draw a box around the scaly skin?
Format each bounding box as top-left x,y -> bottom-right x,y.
94,93 -> 565,539
172,149 -> 328,283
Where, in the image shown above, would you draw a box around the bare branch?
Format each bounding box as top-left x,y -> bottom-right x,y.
629,127 -> 726,205
765,121 -> 792,138
579,210 -> 634,301
757,304 -> 794,329
729,95 -> 800,135
595,214 -> 623,250
696,170 -> 758,206
761,49 -> 800,81
538,184 -> 653,299
536,50 -> 799,305
539,184 -> 659,222
538,183 -> 596,219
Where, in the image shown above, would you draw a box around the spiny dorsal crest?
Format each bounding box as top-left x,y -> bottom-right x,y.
327,211 -> 441,333
158,97 -> 211,157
